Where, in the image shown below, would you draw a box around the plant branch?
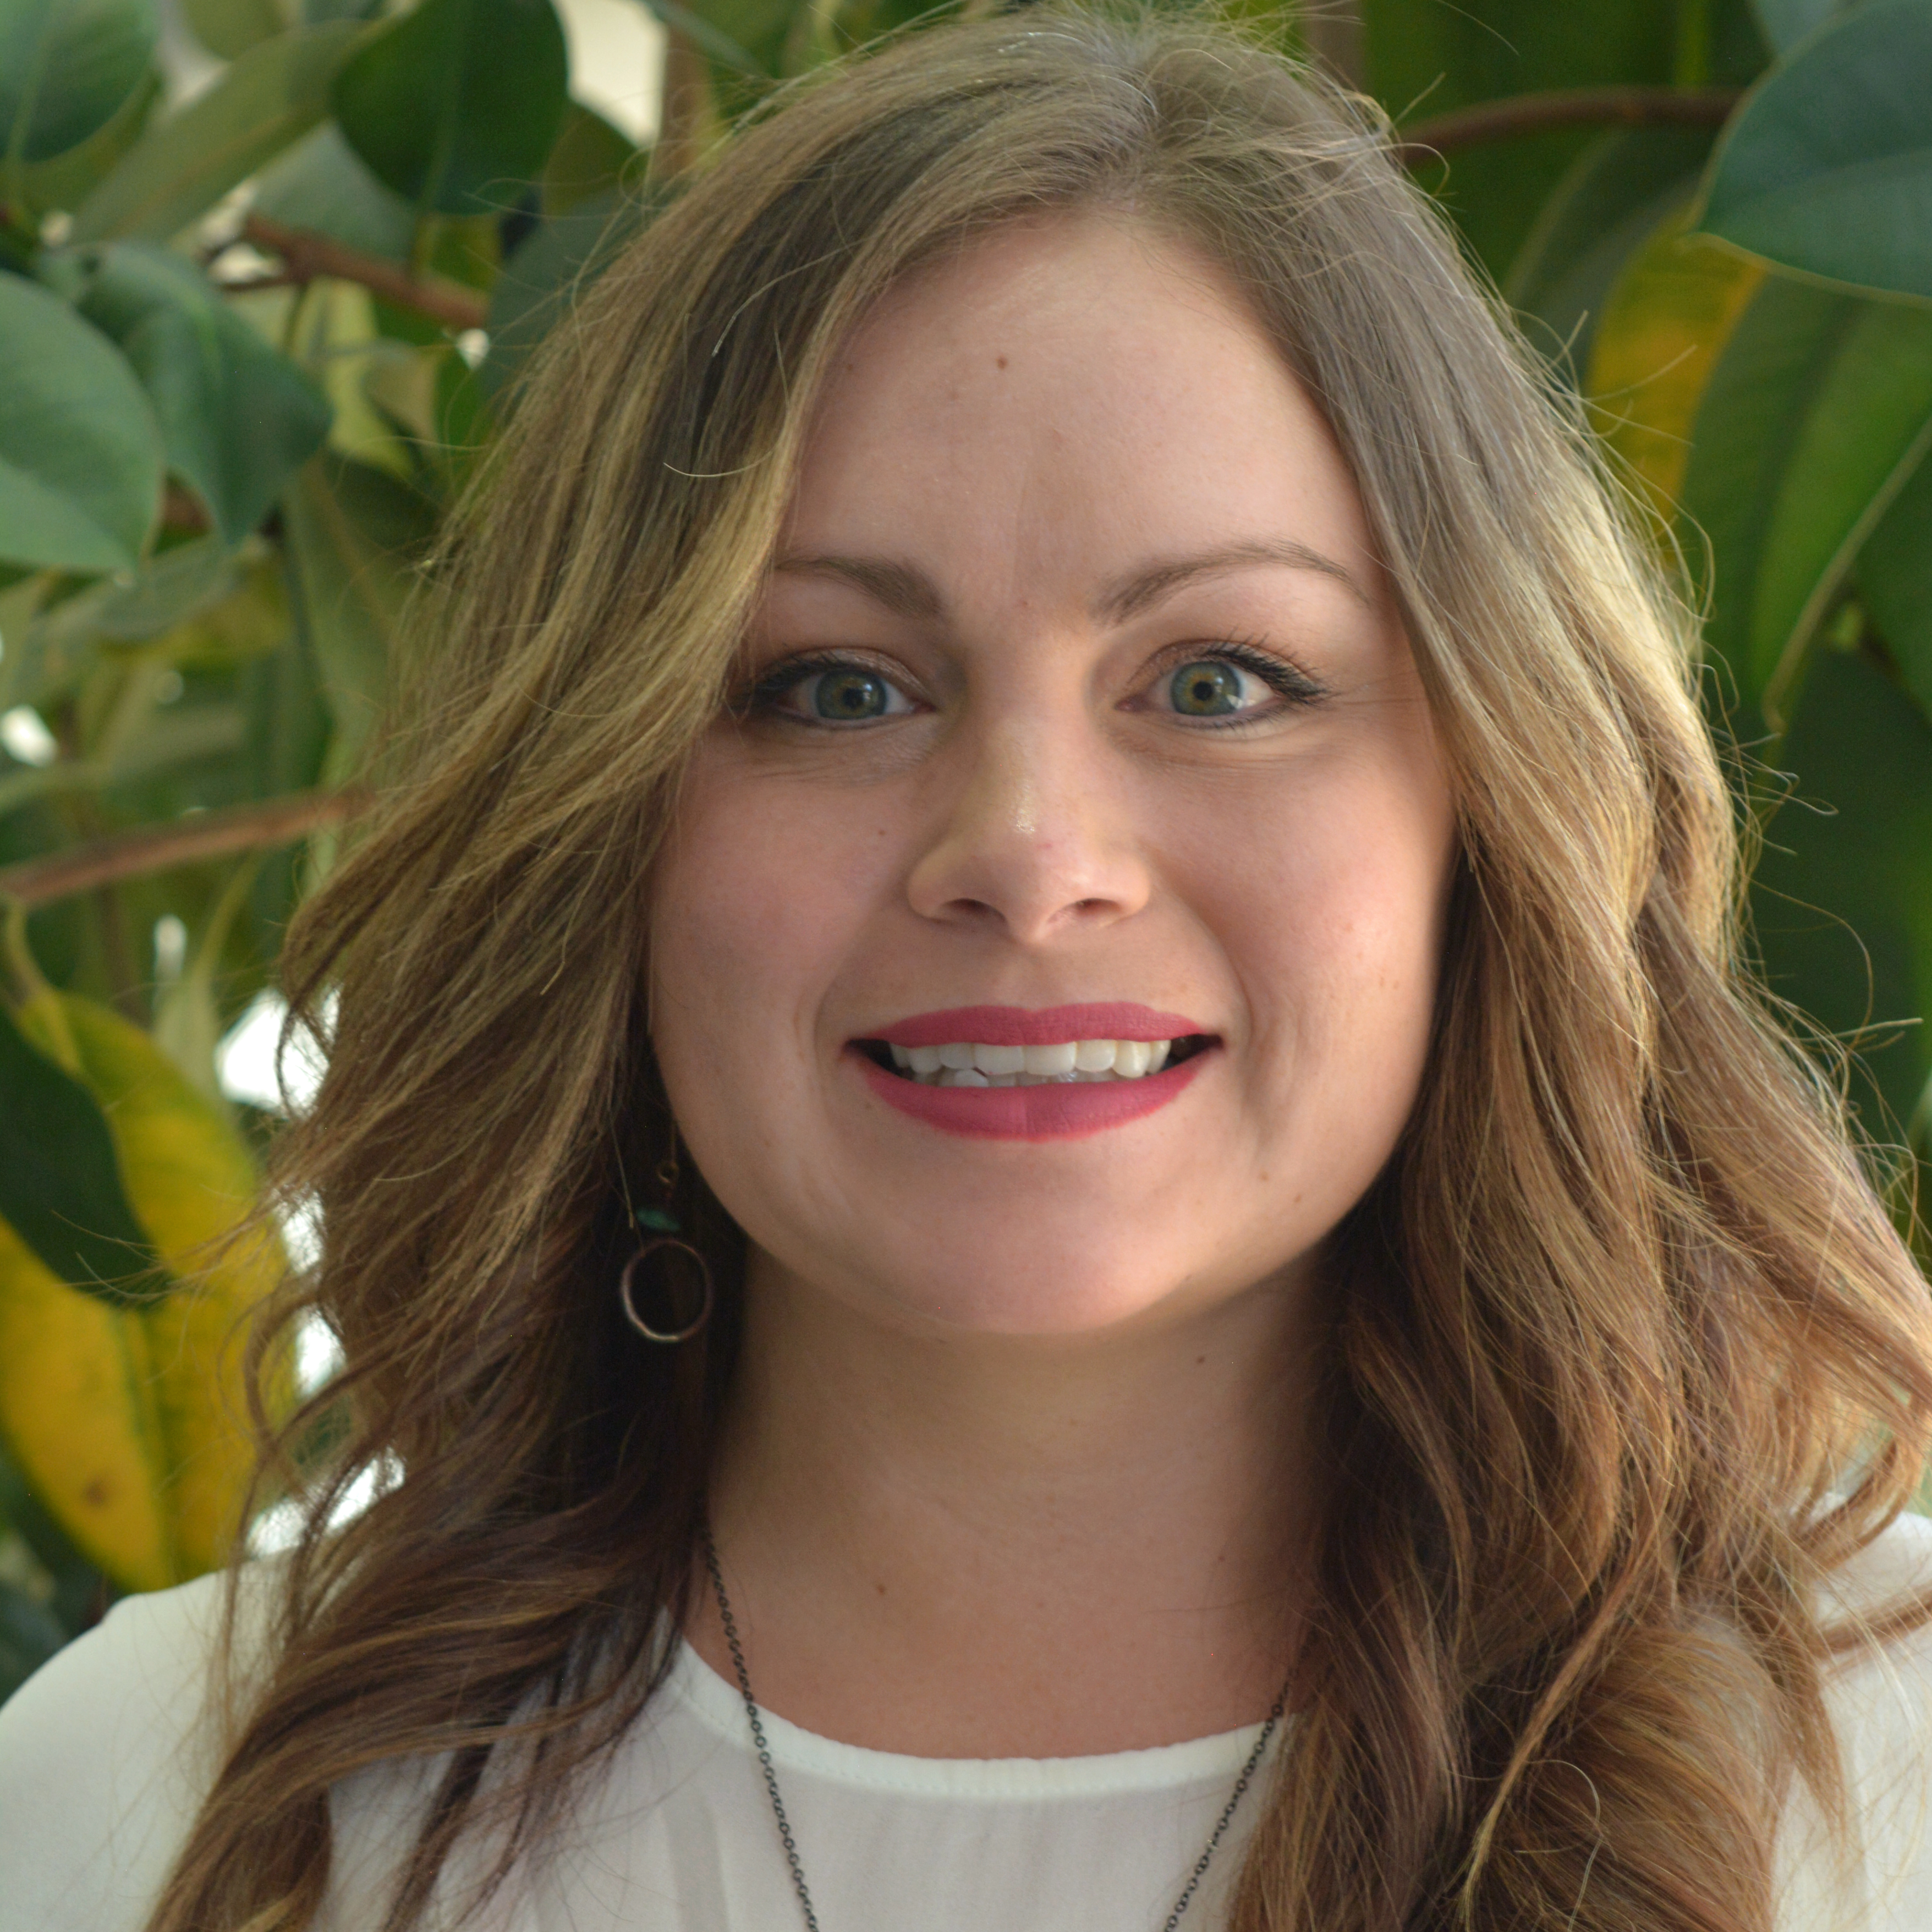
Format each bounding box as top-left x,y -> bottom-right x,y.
1393,87 -> 1741,166
0,789 -> 365,910
227,215 -> 489,333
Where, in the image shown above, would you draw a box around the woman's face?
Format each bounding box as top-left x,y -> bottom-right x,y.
650,214 -> 1457,1338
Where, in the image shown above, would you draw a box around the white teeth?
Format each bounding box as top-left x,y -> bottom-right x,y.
973,1043 -> 1027,1077
1022,1041 -> 1078,1075
885,1036 -> 1192,1085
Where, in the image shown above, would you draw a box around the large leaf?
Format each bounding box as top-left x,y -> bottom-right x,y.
1506,124 -> 1721,378
1752,0 -> 1859,53
541,98 -> 641,218
1368,0 -> 1681,278
0,272 -> 161,575
0,998 -> 162,1300
70,243 -> 332,548
251,120 -> 414,260
182,0 -> 288,59
0,993 -> 289,1589
331,0 -> 568,216
1859,448 -> 1932,720
70,19 -> 363,243
1584,209 -> 1765,519
0,0 -> 157,165
482,186 -> 647,407
1699,0 -> 1932,301
1,536 -> 240,714
1750,646 -> 1932,1144
281,455 -> 433,766
12,63 -> 156,218
1681,282 -> 1932,716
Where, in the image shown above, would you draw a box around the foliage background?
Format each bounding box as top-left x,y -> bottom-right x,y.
1,0 -> 1929,1697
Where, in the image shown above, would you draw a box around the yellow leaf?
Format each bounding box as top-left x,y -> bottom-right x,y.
1587,215 -> 1765,524
0,995 -> 292,1587
0,1219 -> 174,1589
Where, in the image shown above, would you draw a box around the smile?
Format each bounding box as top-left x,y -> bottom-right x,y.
872,1036 -> 1188,1085
849,1004 -> 1216,1140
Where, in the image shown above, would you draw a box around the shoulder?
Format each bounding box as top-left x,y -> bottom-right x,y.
1781,1512 -> 1932,1932
0,1565 -> 272,1932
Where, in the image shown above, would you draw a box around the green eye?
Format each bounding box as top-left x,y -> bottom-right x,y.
813,670 -> 890,720
1168,661 -> 1244,717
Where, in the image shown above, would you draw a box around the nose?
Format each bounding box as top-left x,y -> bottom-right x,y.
904,713 -> 1152,942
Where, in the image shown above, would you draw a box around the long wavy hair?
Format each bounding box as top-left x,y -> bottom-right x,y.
148,8 -> 1932,1930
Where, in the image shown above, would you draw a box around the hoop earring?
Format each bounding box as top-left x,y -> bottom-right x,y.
618,1237 -> 713,1344
616,1126 -> 712,1343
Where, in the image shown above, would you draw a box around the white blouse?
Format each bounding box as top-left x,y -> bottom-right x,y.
5,1519 -> 1932,1932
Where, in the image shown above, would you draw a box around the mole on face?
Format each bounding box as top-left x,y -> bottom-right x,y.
996,354 -> 1008,369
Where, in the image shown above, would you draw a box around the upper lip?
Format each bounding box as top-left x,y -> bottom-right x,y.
863,1003 -> 1208,1049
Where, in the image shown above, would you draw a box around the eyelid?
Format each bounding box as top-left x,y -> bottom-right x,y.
1140,636 -> 1328,715
739,649 -> 924,719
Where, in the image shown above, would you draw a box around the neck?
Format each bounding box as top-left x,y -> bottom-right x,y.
694,1255 -> 1320,1758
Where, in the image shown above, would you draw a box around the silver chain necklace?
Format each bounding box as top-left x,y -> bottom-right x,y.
701,1527 -> 1287,1932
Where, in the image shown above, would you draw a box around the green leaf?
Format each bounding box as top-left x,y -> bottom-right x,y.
1506,125 -> 1721,376
240,617 -> 330,799
0,273 -> 160,575
280,454 -> 433,765
68,243 -> 333,548
0,0 -> 157,166
1750,0 -> 1854,53
0,1001 -> 164,1303
1858,448 -> 1932,719
182,0 -> 288,59
12,64 -> 157,218
1369,0 -> 1682,278
331,0 -> 568,216
1750,646 -> 1932,1141
541,98 -> 641,218
251,120 -> 414,260
1699,0 -> 1932,301
1681,281 -> 1932,716
70,19 -> 363,243
482,186 -> 647,407
3,536 -> 241,713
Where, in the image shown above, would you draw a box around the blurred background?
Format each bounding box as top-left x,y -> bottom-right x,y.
2,0 -> 1929,1695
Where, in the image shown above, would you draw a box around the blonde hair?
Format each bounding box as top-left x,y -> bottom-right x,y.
151,9 -> 1932,1929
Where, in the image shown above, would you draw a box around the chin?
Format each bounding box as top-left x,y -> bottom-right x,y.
851,1232 -> 1225,1338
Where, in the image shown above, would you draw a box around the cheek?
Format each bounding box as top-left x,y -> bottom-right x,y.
1194,744 -> 1453,1097
647,759 -> 898,1068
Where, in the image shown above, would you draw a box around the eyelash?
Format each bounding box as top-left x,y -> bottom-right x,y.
739,639 -> 1327,726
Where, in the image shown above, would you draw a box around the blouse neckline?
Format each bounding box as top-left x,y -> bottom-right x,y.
663,1638 -> 1287,1801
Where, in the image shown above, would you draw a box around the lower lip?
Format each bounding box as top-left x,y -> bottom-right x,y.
855,1050 -> 1209,1141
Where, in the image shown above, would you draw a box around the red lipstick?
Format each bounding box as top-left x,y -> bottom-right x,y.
853,1004 -> 1212,1143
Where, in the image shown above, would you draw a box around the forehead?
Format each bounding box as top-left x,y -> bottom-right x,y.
778,212 -> 1378,597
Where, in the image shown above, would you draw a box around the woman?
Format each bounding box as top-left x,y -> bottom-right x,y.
5,8 -> 1932,1930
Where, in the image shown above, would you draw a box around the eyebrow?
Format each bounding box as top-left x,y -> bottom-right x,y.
771,537 -> 1368,625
